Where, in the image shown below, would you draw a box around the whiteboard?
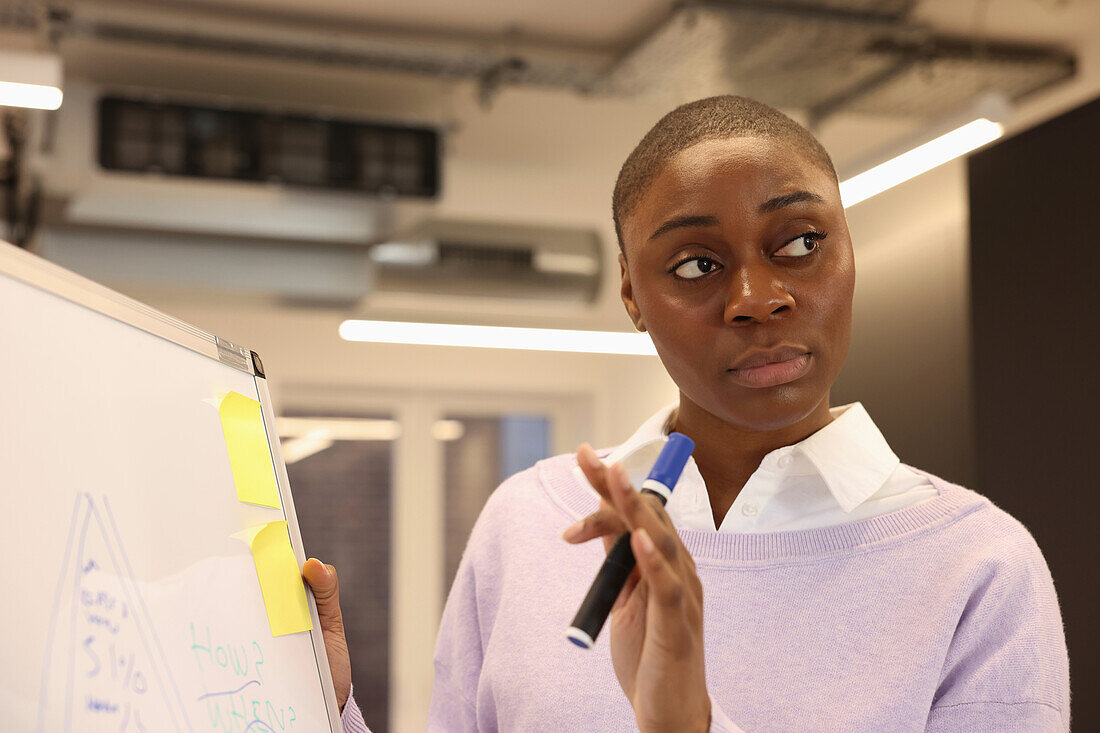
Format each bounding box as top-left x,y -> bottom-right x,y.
0,241 -> 344,732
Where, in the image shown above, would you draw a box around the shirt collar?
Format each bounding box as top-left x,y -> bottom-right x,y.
602,403 -> 677,468
600,401 -> 899,515
797,402 -> 900,512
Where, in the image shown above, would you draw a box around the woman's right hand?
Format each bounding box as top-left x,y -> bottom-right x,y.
302,558 -> 352,711
563,445 -> 711,733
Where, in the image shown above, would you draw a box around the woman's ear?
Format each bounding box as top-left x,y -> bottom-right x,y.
619,252 -> 646,332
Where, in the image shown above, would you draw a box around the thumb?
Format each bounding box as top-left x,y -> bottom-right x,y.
303,558 -> 345,633
302,557 -> 352,711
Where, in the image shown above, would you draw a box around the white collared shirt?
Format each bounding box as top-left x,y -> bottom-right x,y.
599,402 -> 938,532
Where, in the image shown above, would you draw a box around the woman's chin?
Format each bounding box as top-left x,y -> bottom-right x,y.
704,387 -> 829,434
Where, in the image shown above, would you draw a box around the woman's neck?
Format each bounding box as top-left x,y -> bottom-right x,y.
670,393 -> 835,527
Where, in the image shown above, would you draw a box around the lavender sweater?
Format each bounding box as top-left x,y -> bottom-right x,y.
342,454 -> 1069,732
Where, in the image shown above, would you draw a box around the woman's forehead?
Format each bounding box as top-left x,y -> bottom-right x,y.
658,137 -> 825,195
622,137 -> 839,242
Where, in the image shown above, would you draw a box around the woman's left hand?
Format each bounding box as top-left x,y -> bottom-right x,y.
563,444 -> 711,733
301,559 -> 352,711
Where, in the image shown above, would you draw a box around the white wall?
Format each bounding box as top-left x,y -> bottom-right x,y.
83,79 -> 686,450
37,40 -> 686,446
837,159 -> 975,484
123,295 -> 677,449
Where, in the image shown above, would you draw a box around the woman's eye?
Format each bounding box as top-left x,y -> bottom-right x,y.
672,257 -> 721,280
775,232 -> 824,258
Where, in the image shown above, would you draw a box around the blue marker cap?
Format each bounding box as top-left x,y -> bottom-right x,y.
640,432 -> 694,501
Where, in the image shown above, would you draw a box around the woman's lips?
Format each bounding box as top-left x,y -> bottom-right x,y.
727,352 -> 812,388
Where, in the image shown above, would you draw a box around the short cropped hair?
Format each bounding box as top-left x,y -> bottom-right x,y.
612,95 -> 837,250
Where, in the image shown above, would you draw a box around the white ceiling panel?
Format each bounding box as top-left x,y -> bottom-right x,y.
151,0 -> 671,47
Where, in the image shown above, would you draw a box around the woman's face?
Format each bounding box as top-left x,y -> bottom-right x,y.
619,136 -> 855,432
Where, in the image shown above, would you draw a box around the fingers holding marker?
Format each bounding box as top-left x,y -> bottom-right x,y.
571,444 -> 686,562
632,529 -> 685,608
573,444 -> 636,554
607,462 -> 699,603
577,443 -> 614,503
562,500 -> 629,544
608,462 -> 680,556
575,444 -> 674,532
566,433 -> 695,650
606,462 -> 646,525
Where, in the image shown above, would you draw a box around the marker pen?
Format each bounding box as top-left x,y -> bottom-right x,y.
567,432 -> 695,649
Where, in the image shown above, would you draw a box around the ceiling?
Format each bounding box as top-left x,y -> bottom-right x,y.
118,0 -> 1100,49
1,0 -> 1095,167
108,0 -> 672,49
4,0 -> 1078,126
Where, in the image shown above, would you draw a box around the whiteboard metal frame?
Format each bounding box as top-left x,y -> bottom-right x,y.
0,240 -> 346,732
257,376 -> 346,732
0,239 -> 234,370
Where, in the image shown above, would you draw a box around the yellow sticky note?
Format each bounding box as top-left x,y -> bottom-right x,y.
218,391 -> 281,509
248,521 -> 313,637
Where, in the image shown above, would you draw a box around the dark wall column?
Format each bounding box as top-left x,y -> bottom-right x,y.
968,95 -> 1100,731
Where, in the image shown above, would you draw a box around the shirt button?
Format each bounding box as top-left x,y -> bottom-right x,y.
777,455 -> 792,469
741,502 -> 758,517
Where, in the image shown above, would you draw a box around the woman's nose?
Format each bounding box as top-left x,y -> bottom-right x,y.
722,262 -> 796,325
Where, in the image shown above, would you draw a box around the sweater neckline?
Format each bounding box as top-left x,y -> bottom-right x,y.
540,458 -> 984,563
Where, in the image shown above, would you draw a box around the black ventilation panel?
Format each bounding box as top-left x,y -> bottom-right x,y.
97,96 -> 440,197
436,242 -> 534,273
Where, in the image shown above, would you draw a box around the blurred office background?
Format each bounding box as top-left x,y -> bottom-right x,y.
1,1 -> 1097,730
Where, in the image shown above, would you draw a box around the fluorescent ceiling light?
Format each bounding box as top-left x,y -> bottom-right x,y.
369,241 -> 437,266
0,81 -> 63,110
0,51 -> 64,110
839,91 -> 1010,208
281,430 -> 335,464
431,419 -> 466,441
339,319 -> 657,355
840,119 -> 1002,207
533,250 -> 600,276
277,416 -> 402,441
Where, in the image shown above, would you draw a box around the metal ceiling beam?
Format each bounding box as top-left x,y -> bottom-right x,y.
687,0 -> 919,27
807,32 -> 1077,126
807,54 -> 918,129
0,0 -> 612,89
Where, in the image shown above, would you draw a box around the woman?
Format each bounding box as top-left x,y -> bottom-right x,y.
304,96 -> 1069,731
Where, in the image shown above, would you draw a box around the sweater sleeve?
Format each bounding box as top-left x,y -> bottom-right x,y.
709,694 -> 747,733
340,685 -> 372,733
926,518 -> 1070,732
425,506 -> 493,731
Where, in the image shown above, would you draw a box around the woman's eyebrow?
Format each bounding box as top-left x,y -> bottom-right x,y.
758,190 -> 826,213
648,214 -> 720,241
